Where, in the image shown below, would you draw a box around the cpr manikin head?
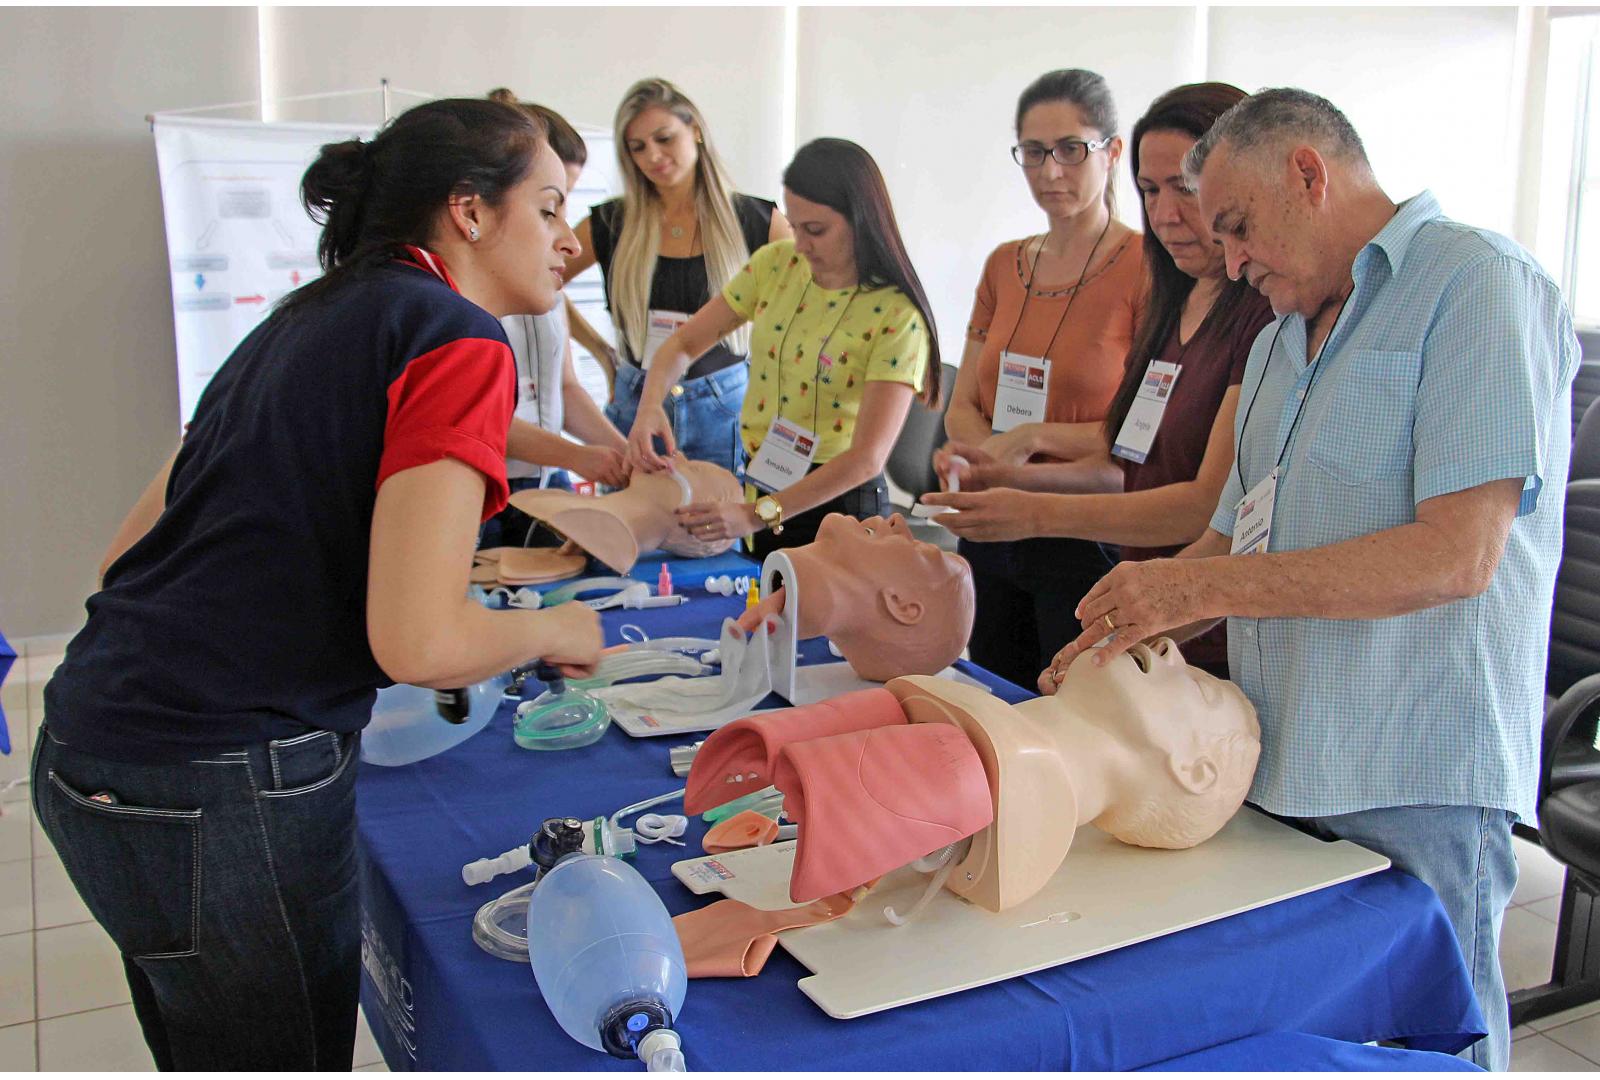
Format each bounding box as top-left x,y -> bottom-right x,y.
688,638 -> 1259,912
892,638 -> 1259,910
1047,638 -> 1260,848
508,456 -> 741,573
777,513 -> 974,681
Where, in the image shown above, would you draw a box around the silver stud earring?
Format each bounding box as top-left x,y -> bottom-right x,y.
468,226 -> 480,242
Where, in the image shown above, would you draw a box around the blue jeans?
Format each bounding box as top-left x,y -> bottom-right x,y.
32,725 -> 362,1070
1294,805 -> 1517,1070
607,362 -> 747,476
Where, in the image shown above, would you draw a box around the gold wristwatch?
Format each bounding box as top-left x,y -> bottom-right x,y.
754,494 -> 784,535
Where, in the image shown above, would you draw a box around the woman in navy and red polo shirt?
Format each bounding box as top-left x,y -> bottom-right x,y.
32,99 -> 602,1070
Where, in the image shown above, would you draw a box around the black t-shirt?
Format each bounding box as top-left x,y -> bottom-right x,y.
45,254 -> 516,763
589,192 -> 775,380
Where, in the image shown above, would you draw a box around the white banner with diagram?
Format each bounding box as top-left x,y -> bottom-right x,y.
153,115 -> 373,425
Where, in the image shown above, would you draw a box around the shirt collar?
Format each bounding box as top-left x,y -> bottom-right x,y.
397,245 -> 460,293
1359,190 -> 1442,279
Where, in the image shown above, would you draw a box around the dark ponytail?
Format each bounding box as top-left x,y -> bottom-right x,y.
283,97 -> 546,312
782,138 -> 942,406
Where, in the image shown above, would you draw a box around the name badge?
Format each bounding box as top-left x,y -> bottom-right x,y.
641,309 -> 690,369
1231,467 -> 1278,556
1111,360 -> 1183,463
745,416 -> 818,493
992,352 -> 1050,433
513,376 -> 540,425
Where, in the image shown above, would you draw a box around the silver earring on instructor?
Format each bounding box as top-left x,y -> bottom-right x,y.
468,226 -> 480,242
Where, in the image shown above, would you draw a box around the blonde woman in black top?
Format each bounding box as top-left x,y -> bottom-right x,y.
565,78 -> 791,474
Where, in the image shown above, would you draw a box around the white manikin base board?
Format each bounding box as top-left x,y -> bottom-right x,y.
671,807 -> 1389,1019
610,663 -> 987,738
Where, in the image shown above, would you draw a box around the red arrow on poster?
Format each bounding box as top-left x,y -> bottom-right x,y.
234,294 -> 265,305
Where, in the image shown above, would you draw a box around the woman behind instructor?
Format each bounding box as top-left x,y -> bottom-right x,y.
935,69 -> 1146,690
481,89 -> 628,551
626,137 -> 938,559
568,77 -> 791,475
33,100 -> 601,1070
924,83 -> 1274,683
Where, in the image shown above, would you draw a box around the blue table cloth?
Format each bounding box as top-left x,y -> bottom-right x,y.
0,627 -> 14,755
356,557 -> 1486,1071
1141,1032 -> 1483,1071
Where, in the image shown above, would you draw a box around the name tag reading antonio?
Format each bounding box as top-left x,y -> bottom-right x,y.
745,416 -> 818,493
1112,360 -> 1183,464
1231,468 -> 1279,556
992,353 -> 1050,433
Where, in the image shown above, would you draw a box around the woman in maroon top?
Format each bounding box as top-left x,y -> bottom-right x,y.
925,82 -> 1272,682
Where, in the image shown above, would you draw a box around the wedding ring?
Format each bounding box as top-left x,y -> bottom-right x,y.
1103,614 -> 1116,633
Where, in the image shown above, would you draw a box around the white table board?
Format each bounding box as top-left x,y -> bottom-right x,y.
672,807 -> 1390,1019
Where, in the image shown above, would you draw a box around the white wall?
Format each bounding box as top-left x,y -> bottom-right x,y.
0,6 -> 259,641
0,5 -> 1560,638
265,7 -> 789,203
1206,5 -> 1522,235
795,6 -> 1199,362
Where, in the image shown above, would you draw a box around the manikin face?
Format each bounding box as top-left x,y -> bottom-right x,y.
792,514 -> 974,681
1052,638 -> 1259,849
1137,129 -> 1224,282
463,142 -> 580,318
1016,100 -> 1120,223
784,188 -> 857,289
1054,638 -> 1253,757
624,106 -> 700,192
1195,142 -> 1327,318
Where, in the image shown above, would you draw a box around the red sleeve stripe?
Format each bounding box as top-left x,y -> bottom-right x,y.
377,338 -> 516,521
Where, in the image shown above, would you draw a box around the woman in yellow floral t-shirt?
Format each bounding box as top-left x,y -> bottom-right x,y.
625,138 -> 939,555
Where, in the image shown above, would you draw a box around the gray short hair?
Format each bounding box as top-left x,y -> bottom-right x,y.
1184,87 -> 1369,182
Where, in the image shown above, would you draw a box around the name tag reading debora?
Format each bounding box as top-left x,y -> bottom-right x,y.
992,352 -> 1050,433
745,416 -> 818,493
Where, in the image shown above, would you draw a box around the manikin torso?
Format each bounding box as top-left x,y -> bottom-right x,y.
687,638 -> 1260,913
508,457 -> 743,573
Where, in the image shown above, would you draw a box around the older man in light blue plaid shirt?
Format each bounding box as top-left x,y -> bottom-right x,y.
1056,89 -> 1578,1071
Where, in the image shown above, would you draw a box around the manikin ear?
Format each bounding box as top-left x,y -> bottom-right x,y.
1289,145 -> 1329,207
1168,754 -> 1219,795
878,588 -> 925,628
445,192 -> 486,243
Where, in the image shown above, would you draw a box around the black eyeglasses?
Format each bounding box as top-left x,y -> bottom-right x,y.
1011,136 -> 1113,168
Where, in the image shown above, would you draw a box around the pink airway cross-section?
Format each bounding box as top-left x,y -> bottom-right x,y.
683,688 -> 907,814
774,724 -> 993,903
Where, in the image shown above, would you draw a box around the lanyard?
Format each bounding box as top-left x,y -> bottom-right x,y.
774,281 -> 859,437
1233,290 -> 1353,491
999,217 -> 1113,362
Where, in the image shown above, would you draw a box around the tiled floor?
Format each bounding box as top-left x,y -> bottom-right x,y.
0,638 -> 386,1072
2,634 -> 1599,1071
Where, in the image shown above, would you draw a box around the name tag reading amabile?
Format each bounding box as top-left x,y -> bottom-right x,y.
745,416 -> 818,493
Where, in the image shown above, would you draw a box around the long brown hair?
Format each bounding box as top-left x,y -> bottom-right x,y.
1102,82 -> 1253,444
782,138 -> 942,405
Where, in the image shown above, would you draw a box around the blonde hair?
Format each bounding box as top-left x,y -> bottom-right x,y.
610,78 -> 751,360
